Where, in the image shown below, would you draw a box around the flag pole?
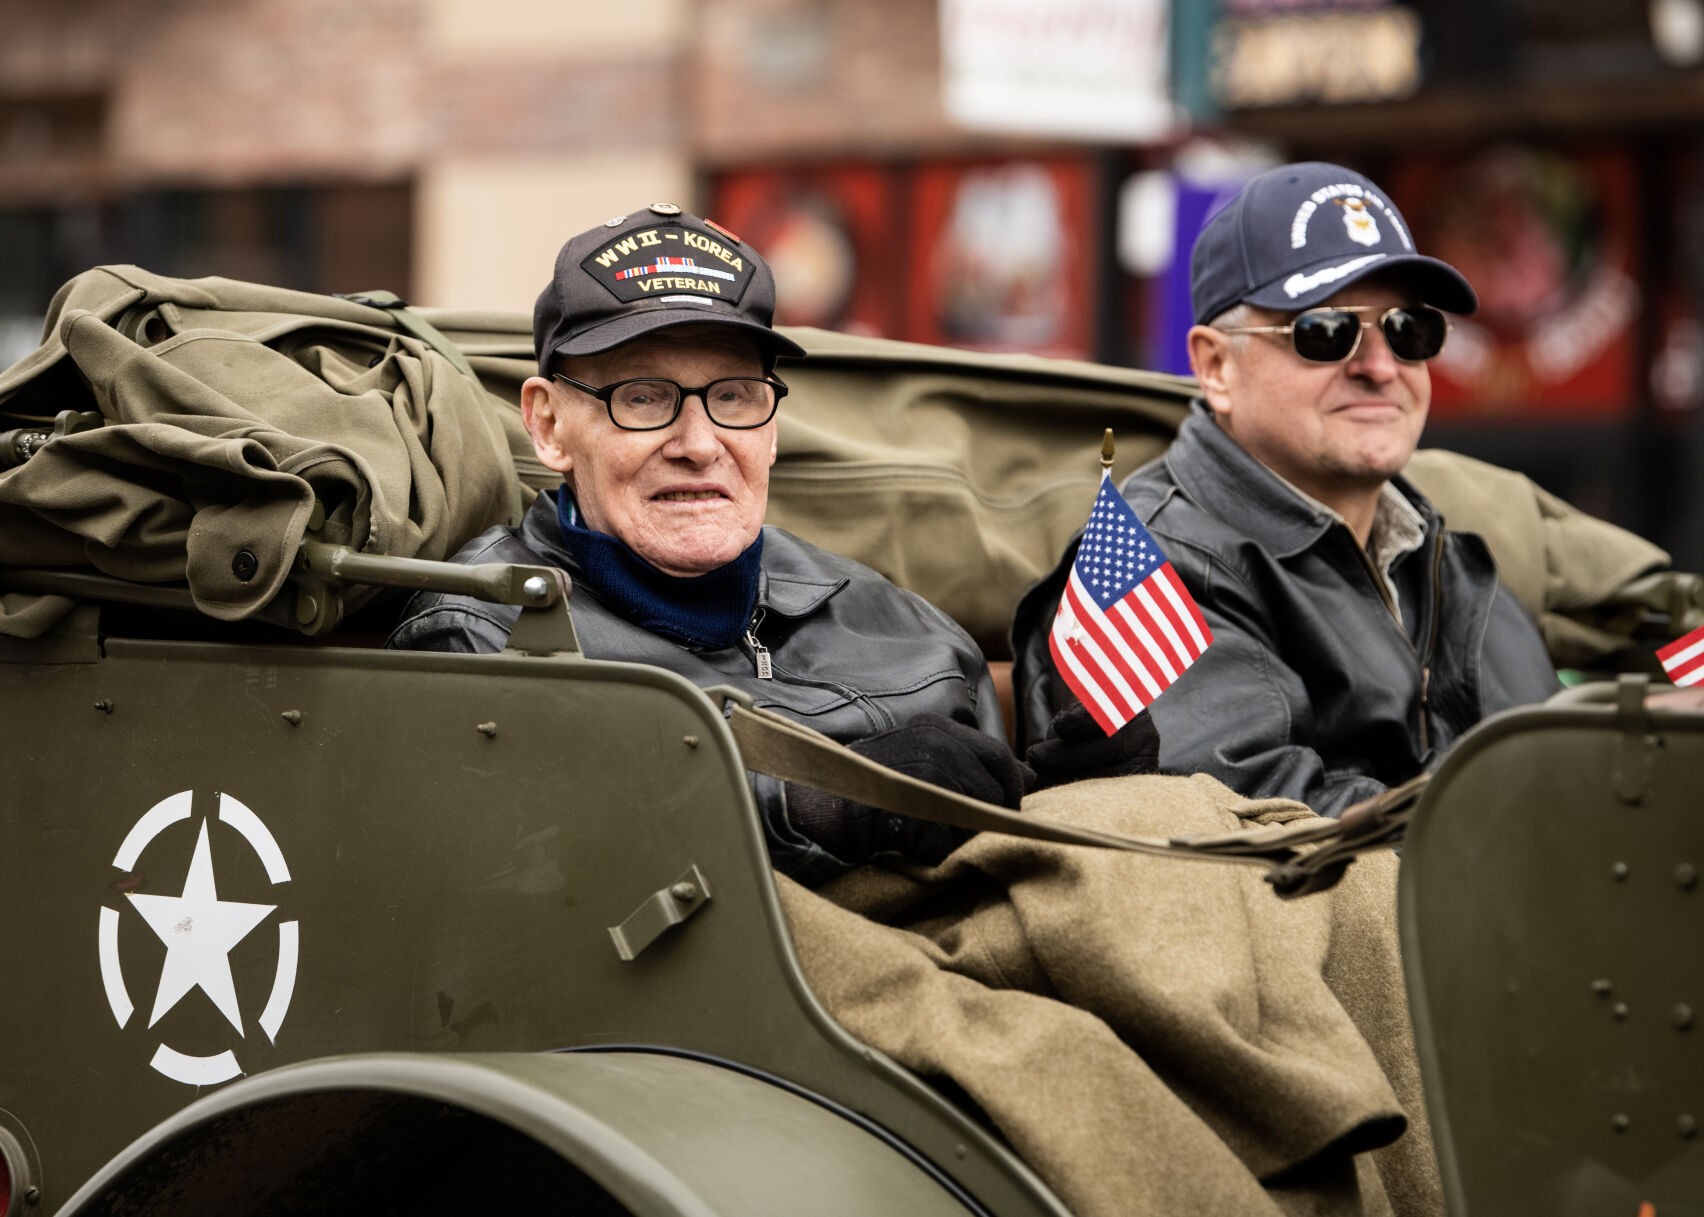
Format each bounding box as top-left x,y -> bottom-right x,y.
1052,423 -> 1214,737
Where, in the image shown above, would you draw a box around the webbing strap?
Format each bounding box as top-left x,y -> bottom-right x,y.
337,290 -> 481,382
717,691 -> 1427,898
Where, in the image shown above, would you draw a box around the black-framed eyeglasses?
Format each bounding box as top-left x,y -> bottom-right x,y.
552,373 -> 788,431
1220,305 -> 1451,364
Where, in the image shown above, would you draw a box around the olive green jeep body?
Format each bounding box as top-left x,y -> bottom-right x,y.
1,286 -> 1699,1215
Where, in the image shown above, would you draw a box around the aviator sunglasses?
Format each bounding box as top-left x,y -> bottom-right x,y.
1221,304 -> 1451,364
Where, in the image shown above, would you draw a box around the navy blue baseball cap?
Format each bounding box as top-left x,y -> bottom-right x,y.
534,203 -> 805,375
1190,162 -> 1477,326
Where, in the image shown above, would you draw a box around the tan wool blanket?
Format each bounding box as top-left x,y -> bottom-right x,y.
777,773 -> 1442,1217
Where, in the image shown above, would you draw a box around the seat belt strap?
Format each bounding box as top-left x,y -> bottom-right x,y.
711,689 -> 1425,898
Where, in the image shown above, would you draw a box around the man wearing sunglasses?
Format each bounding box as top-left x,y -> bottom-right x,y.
1015,162 -> 1559,818
387,205 -> 1056,885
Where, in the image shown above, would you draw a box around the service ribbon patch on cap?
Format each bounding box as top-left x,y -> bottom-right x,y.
582,222 -> 754,305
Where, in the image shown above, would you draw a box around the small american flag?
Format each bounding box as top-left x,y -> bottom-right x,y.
1050,471 -> 1213,735
1658,622 -> 1704,688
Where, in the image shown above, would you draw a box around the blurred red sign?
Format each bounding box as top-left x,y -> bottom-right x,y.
1391,146 -> 1641,419
903,158 -> 1097,358
712,156 -> 1100,359
710,166 -> 897,336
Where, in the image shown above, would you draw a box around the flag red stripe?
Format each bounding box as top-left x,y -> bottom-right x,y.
1059,576 -> 1144,719
1053,577 -> 1143,728
1154,562 -> 1212,651
1137,573 -> 1203,668
1072,579 -> 1168,705
1111,588 -> 1181,680
1049,629 -> 1122,734
1137,576 -> 1201,666
1052,620 -> 1136,725
1119,589 -> 1187,676
1659,620 -> 1704,687
1657,622 -> 1704,663
1667,648 -> 1704,685
1063,575 -> 1157,708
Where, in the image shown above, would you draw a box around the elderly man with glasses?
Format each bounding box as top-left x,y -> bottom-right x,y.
388,205 -> 1084,885
1015,162 -> 1560,819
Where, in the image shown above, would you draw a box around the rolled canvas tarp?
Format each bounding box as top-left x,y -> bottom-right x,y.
0,266 -> 1681,663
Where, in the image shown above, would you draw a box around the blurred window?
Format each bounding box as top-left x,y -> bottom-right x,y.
0,183 -> 414,369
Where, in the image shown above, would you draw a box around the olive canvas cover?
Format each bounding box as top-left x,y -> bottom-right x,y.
0,265 -> 1681,663
0,266 -> 522,635
0,270 -> 1194,651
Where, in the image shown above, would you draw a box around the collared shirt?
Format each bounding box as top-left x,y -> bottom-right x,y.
1277,476 -> 1427,629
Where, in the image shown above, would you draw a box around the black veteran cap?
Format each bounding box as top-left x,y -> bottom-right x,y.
1190,162 -> 1477,325
534,203 -> 805,373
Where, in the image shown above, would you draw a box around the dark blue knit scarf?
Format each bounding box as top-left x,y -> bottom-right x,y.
556,490 -> 762,650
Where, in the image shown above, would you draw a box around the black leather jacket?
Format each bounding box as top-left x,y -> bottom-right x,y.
388,491 -> 1005,884
1013,404 -> 1559,818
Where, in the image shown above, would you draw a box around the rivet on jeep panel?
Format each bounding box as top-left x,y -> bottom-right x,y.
1611,861 -> 1630,881
93,699 -> 114,714
1613,1002 -> 1630,1020
1674,1003 -> 1694,1030
1591,978 -> 1613,996
280,710 -> 303,726
1612,1113 -> 1631,1132
670,882 -> 699,902
683,735 -> 699,748
1679,1114 -> 1698,1138
1677,863 -> 1698,890
476,722 -> 497,738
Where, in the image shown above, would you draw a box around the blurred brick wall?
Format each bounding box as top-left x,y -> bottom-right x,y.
0,0 -> 686,196
0,0 -> 974,196
2,0 -> 423,196
693,0 -> 964,163
1,0 -> 1005,307
0,0 -> 696,309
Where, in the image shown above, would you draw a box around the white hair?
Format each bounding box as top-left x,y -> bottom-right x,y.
1206,302 -> 1258,351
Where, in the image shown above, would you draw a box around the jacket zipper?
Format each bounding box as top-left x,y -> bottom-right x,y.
740,608 -> 895,726
1415,534 -> 1446,756
745,607 -> 773,680
1346,522 -> 1439,754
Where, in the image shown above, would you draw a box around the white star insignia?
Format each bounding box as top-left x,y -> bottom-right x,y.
127,820 -> 276,1035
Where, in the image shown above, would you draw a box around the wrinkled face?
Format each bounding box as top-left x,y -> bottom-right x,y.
1189,277 -> 1431,506
521,327 -> 778,577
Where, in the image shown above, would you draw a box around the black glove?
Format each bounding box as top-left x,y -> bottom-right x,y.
1025,701 -> 1161,788
785,713 -> 1034,867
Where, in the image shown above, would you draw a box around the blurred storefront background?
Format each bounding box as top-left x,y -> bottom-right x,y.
4,0 -> 1704,565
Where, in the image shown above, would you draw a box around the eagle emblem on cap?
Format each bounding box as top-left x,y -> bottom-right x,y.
1337,198 -> 1381,248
